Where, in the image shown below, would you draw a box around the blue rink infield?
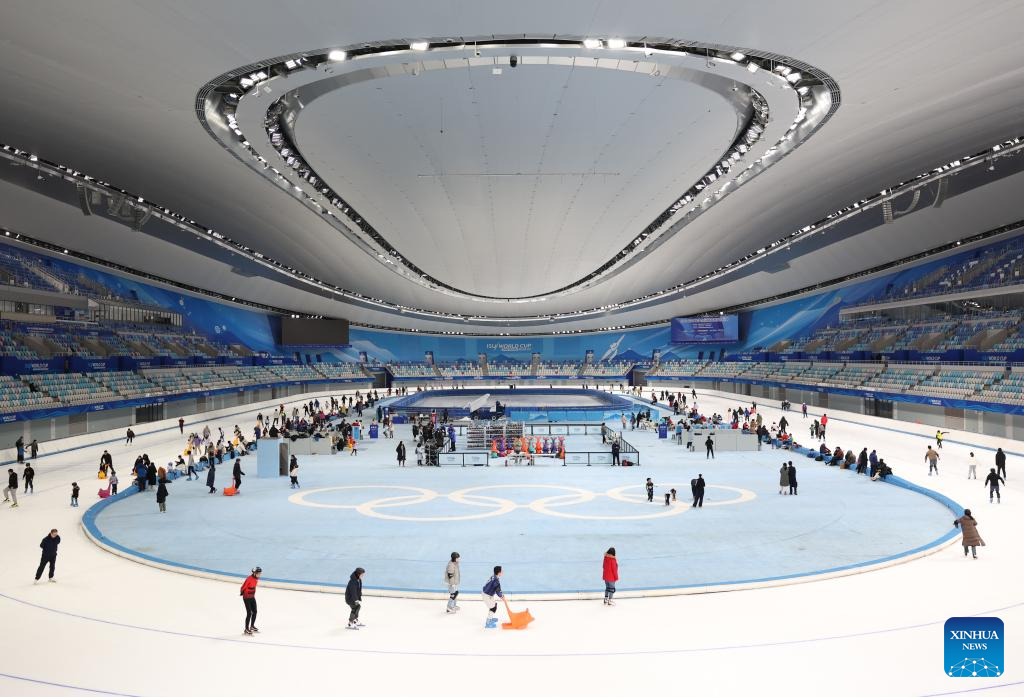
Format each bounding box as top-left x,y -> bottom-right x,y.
84,444 -> 962,599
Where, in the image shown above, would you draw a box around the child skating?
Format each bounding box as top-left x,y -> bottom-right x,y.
482,566 -> 503,628
645,478 -> 654,502
71,482 -> 79,507
346,567 -> 365,629
445,552 -> 460,613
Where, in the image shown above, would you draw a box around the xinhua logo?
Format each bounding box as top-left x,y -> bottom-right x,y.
945,617 -> 1003,677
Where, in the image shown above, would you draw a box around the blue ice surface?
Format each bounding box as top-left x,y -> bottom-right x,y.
92,433 -> 954,594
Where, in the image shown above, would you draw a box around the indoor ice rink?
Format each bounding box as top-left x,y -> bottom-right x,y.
1,2 -> 1023,696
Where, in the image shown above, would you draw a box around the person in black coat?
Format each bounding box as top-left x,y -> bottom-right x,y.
232,459 -> 245,490
611,440 -> 620,466
156,477 -> 169,513
345,567 -> 365,630
995,448 -> 1006,479
35,529 -> 60,582
788,461 -> 798,495
857,448 -> 868,475
396,441 -> 407,467
705,436 -> 715,459
146,460 -> 157,487
691,474 -> 705,508
23,463 -> 35,494
206,462 -> 217,494
984,468 -> 1005,503
134,459 -> 147,492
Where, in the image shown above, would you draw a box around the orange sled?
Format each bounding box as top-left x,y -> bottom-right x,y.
223,486 -> 237,496
501,597 -> 535,630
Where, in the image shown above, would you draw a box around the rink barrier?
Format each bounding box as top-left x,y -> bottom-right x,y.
81,473 -> 964,602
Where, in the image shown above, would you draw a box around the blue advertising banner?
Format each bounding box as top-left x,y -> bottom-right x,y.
671,315 -> 739,343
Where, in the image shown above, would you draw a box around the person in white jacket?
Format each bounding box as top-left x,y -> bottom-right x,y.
445,552 -> 461,613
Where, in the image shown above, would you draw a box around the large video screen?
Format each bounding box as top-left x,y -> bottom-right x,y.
671,315 -> 739,343
280,317 -> 350,346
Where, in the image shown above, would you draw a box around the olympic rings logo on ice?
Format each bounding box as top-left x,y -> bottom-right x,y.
287,484 -> 756,522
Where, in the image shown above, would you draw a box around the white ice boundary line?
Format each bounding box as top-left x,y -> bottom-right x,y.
80,514 -> 959,602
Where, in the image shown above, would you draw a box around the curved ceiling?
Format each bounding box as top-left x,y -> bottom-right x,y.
0,1 -> 1023,331
295,59 -> 743,299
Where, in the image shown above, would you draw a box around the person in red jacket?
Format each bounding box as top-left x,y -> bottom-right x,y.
240,566 -> 261,635
602,548 -> 619,606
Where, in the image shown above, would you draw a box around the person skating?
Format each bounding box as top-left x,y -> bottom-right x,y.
645,478 -> 654,502
178,417 -> 185,434
206,461 -> 217,494
70,482 -> 79,507
445,552 -> 460,613
482,566 -> 504,629
779,463 -> 790,495
15,436 -> 24,463
705,435 -> 715,459
29,438 -> 38,459
936,430 -> 948,449
691,474 -> 705,508
396,441 -> 407,467
968,452 -> 977,479
156,476 -> 169,513
241,567 -> 261,635
995,448 -> 1006,480
232,459 -> 245,491
186,450 -> 197,480
346,567 -> 366,630
788,461 -> 798,495
23,463 -> 34,494
109,471 -> 118,496
925,446 -> 940,476
289,457 -> 299,489
3,468 -> 18,507
126,428 -> 135,445
984,468 -> 1005,503
602,548 -> 618,606
953,510 -> 984,559
34,529 -> 60,583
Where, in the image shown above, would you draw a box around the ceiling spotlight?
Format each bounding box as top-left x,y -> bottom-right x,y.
786,71 -> 802,83
730,51 -> 746,61
746,61 -> 759,73
582,38 -> 602,49
606,38 -> 627,49
410,41 -> 429,51
327,49 -> 347,61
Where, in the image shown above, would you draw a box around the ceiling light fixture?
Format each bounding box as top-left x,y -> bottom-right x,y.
746,61 -> 759,73
410,41 -> 429,51
582,38 -> 602,49
730,51 -> 745,61
606,38 -> 627,49
327,49 -> 347,61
